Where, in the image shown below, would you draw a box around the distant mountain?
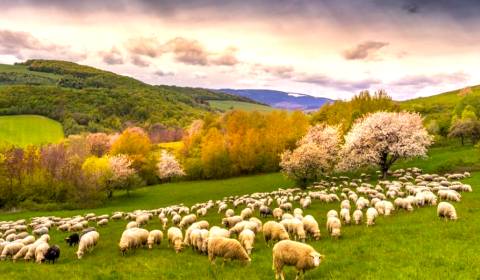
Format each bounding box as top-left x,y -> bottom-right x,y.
217,89 -> 333,111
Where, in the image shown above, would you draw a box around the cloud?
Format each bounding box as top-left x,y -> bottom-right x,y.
392,72 -> 470,88
154,70 -> 175,76
402,2 -> 420,14
342,41 -> 389,60
253,64 -> 295,79
130,55 -> 150,67
295,73 -> 381,92
126,36 -> 239,66
99,47 -> 124,65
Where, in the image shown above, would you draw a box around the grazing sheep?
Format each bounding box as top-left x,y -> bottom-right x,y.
438,190 -> 461,202
301,215 -> 321,241
126,221 -> 138,229
240,208 -> 253,220
33,227 -> 49,236
437,202 -> 457,220
280,219 -> 306,242
147,230 -> 163,249
1,241 -> 24,260
21,235 -> 35,245
340,208 -> 351,225
366,207 -> 378,226
225,209 -> 235,217
263,221 -> 289,246
65,233 -> 79,247
179,214 -> 197,229
189,228 -> 204,253
260,206 -> 272,217
340,200 -> 350,209
68,223 -> 84,232
76,231 -> 99,259
207,237 -> 250,264
97,219 -> 108,227
222,216 -> 243,228
353,210 -> 363,225
44,245 -> 60,264
249,217 -> 263,233
326,217 -> 341,238
13,244 -> 31,262
119,228 -> 149,254
209,226 -> 230,239
273,208 -> 284,220
135,214 -> 150,226
239,229 -> 256,255
167,227 -> 183,253
35,242 -> 50,263
172,214 -> 182,225
326,210 -> 338,218
272,240 -> 324,280
25,235 -> 50,261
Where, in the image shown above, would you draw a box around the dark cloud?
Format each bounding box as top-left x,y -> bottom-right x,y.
295,73 -> 380,91
392,72 -> 469,88
99,47 -> 124,65
342,41 -> 389,60
126,36 -> 239,66
130,55 -> 150,67
154,70 -> 175,76
402,2 -> 419,14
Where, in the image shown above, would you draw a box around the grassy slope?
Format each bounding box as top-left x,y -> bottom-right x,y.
0,115 -> 64,147
0,146 -> 478,279
208,100 -> 277,113
0,64 -> 62,80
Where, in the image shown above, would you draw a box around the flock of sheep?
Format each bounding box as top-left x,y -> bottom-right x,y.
0,167 -> 472,279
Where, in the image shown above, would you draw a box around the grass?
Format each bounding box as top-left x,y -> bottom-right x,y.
208,100 -> 277,113
0,63 -> 62,80
158,141 -> 183,152
0,145 -> 479,279
0,115 -> 64,147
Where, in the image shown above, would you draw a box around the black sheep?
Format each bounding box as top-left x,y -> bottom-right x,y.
65,233 -> 79,246
44,245 -> 60,264
260,207 -> 272,217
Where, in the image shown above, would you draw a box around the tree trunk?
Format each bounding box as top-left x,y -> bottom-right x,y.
461,136 -> 464,146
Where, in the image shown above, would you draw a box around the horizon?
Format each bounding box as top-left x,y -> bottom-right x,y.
1,0 -> 479,100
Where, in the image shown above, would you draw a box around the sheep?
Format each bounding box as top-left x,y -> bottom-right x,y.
65,233 -> 79,247
76,231 -> 99,259
301,215 -> 321,241
119,228 -> 149,254
366,207 -> 378,226
189,228 -> 204,253
184,221 -> 210,246
21,235 -> 35,245
44,245 -> 60,264
147,230 -> 163,249
438,190 -> 461,202
222,216 -> 243,228
13,244 -> 31,262
249,217 -> 263,233
260,206 -> 272,217
340,200 -> 350,209
273,208 -> 284,220
97,219 -> 108,227
33,227 -> 49,236
209,226 -> 230,239
339,208 -> 351,225
225,209 -> 235,217
326,210 -> 338,218
263,221 -> 289,246
167,227 -> 183,253
35,242 -> 50,263
24,235 -> 50,261
437,202 -> 457,220
172,214 -> 182,225
68,223 -> 84,232
111,213 -> 123,220
272,240 -> 324,280
179,214 -> 197,229
353,210 -> 363,225
229,221 -> 258,236
126,221 -> 138,229
239,229 -> 255,255
326,217 -> 341,238
1,241 -> 24,260
135,214 -> 150,226
240,208 -> 253,220
280,219 -> 306,242
207,237 -> 250,265
6,233 -> 16,242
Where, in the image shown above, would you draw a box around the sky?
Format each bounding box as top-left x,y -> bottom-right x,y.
0,0 -> 479,100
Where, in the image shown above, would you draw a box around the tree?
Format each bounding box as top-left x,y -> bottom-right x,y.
86,133 -> 111,156
109,154 -> 136,196
339,112 -> 433,178
157,150 -> 185,181
449,106 -> 480,145
280,124 -> 341,188
110,127 -> 151,169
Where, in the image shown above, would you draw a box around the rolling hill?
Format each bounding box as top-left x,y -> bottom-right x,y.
217,88 -> 332,111
208,100 -> 276,113
0,115 -> 64,147
0,60 -> 256,135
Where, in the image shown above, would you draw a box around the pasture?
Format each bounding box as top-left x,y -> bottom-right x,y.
208,100 -> 277,113
0,115 -> 64,147
0,145 -> 478,279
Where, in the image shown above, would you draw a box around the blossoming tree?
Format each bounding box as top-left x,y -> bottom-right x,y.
339,111 -> 433,178
157,150 -> 186,181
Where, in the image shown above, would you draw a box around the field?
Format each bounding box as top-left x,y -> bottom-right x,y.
0,115 -> 64,147
0,64 -> 62,80
0,145 -> 479,279
208,100 -> 277,113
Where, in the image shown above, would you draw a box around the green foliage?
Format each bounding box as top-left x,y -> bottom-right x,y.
0,115 -> 64,147
208,100 -> 276,112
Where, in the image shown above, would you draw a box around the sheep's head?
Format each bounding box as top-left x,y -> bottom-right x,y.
310,252 -> 325,267
76,251 -> 84,259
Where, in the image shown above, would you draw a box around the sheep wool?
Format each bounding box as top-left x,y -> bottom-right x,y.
167,227 -> 183,253
366,208 -> 378,226
437,202 -> 457,220
76,231 -> 99,259
263,221 -> 289,245
326,217 -> 341,238
207,237 -> 250,264
353,210 -> 363,225
272,240 -> 324,280
239,229 -> 256,255
147,230 -> 163,249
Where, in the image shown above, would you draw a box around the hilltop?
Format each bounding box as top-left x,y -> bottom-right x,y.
0,60 -> 256,135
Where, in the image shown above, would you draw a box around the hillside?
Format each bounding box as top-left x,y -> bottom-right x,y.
0,115 -> 64,147
208,100 -> 276,113
0,60 -> 255,135
217,88 -> 332,111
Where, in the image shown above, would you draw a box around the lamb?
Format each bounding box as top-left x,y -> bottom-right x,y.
340,200 -> 350,209
366,207 -> 378,226
68,223 -> 84,232
97,219 -> 108,227
340,208 -> 351,225
167,227 -> 183,253
135,214 -> 150,226
301,215 -> 321,241
44,245 -> 60,264
209,226 -> 230,239
119,228 -> 149,254
353,210 -> 363,225
189,228 -> 204,253
184,221 -> 210,246
272,240 -> 324,280
207,237 -> 250,264
35,242 -> 50,263
280,219 -> 306,242
239,229 -> 255,255
438,190 -> 461,202
240,208 -> 253,220
326,217 -> 341,238
263,221 -> 289,246
225,209 -> 235,217
76,231 -> 99,259
65,233 -> 79,247
1,241 -> 24,260
147,230 -> 163,249
24,235 -> 50,261
179,214 -> 197,229
437,202 -> 457,220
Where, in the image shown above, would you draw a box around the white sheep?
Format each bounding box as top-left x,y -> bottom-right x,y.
97,219 -> 108,226
326,217 -> 341,238
301,215 -> 321,240
126,221 -> 138,229
34,242 -> 49,263
239,229 -> 255,255
326,210 -> 338,218
119,228 -> 149,254
263,221 -> 289,246
240,208 -> 253,220
225,209 -> 235,217
167,227 -> 183,253
280,219 -> 306,242
340,208 -> 351,225
1,241 -> 24,260
366,207 -> 378,226
437,202 -> 457,220
147,230 -> 163,249
12,244 -> 31,262
353,209 -> 363,225
77,231 -> 99,259
179,214 -> 197,229
207,237 -> 250,264
272,240 -> 324,280
209,226 -> 230,239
